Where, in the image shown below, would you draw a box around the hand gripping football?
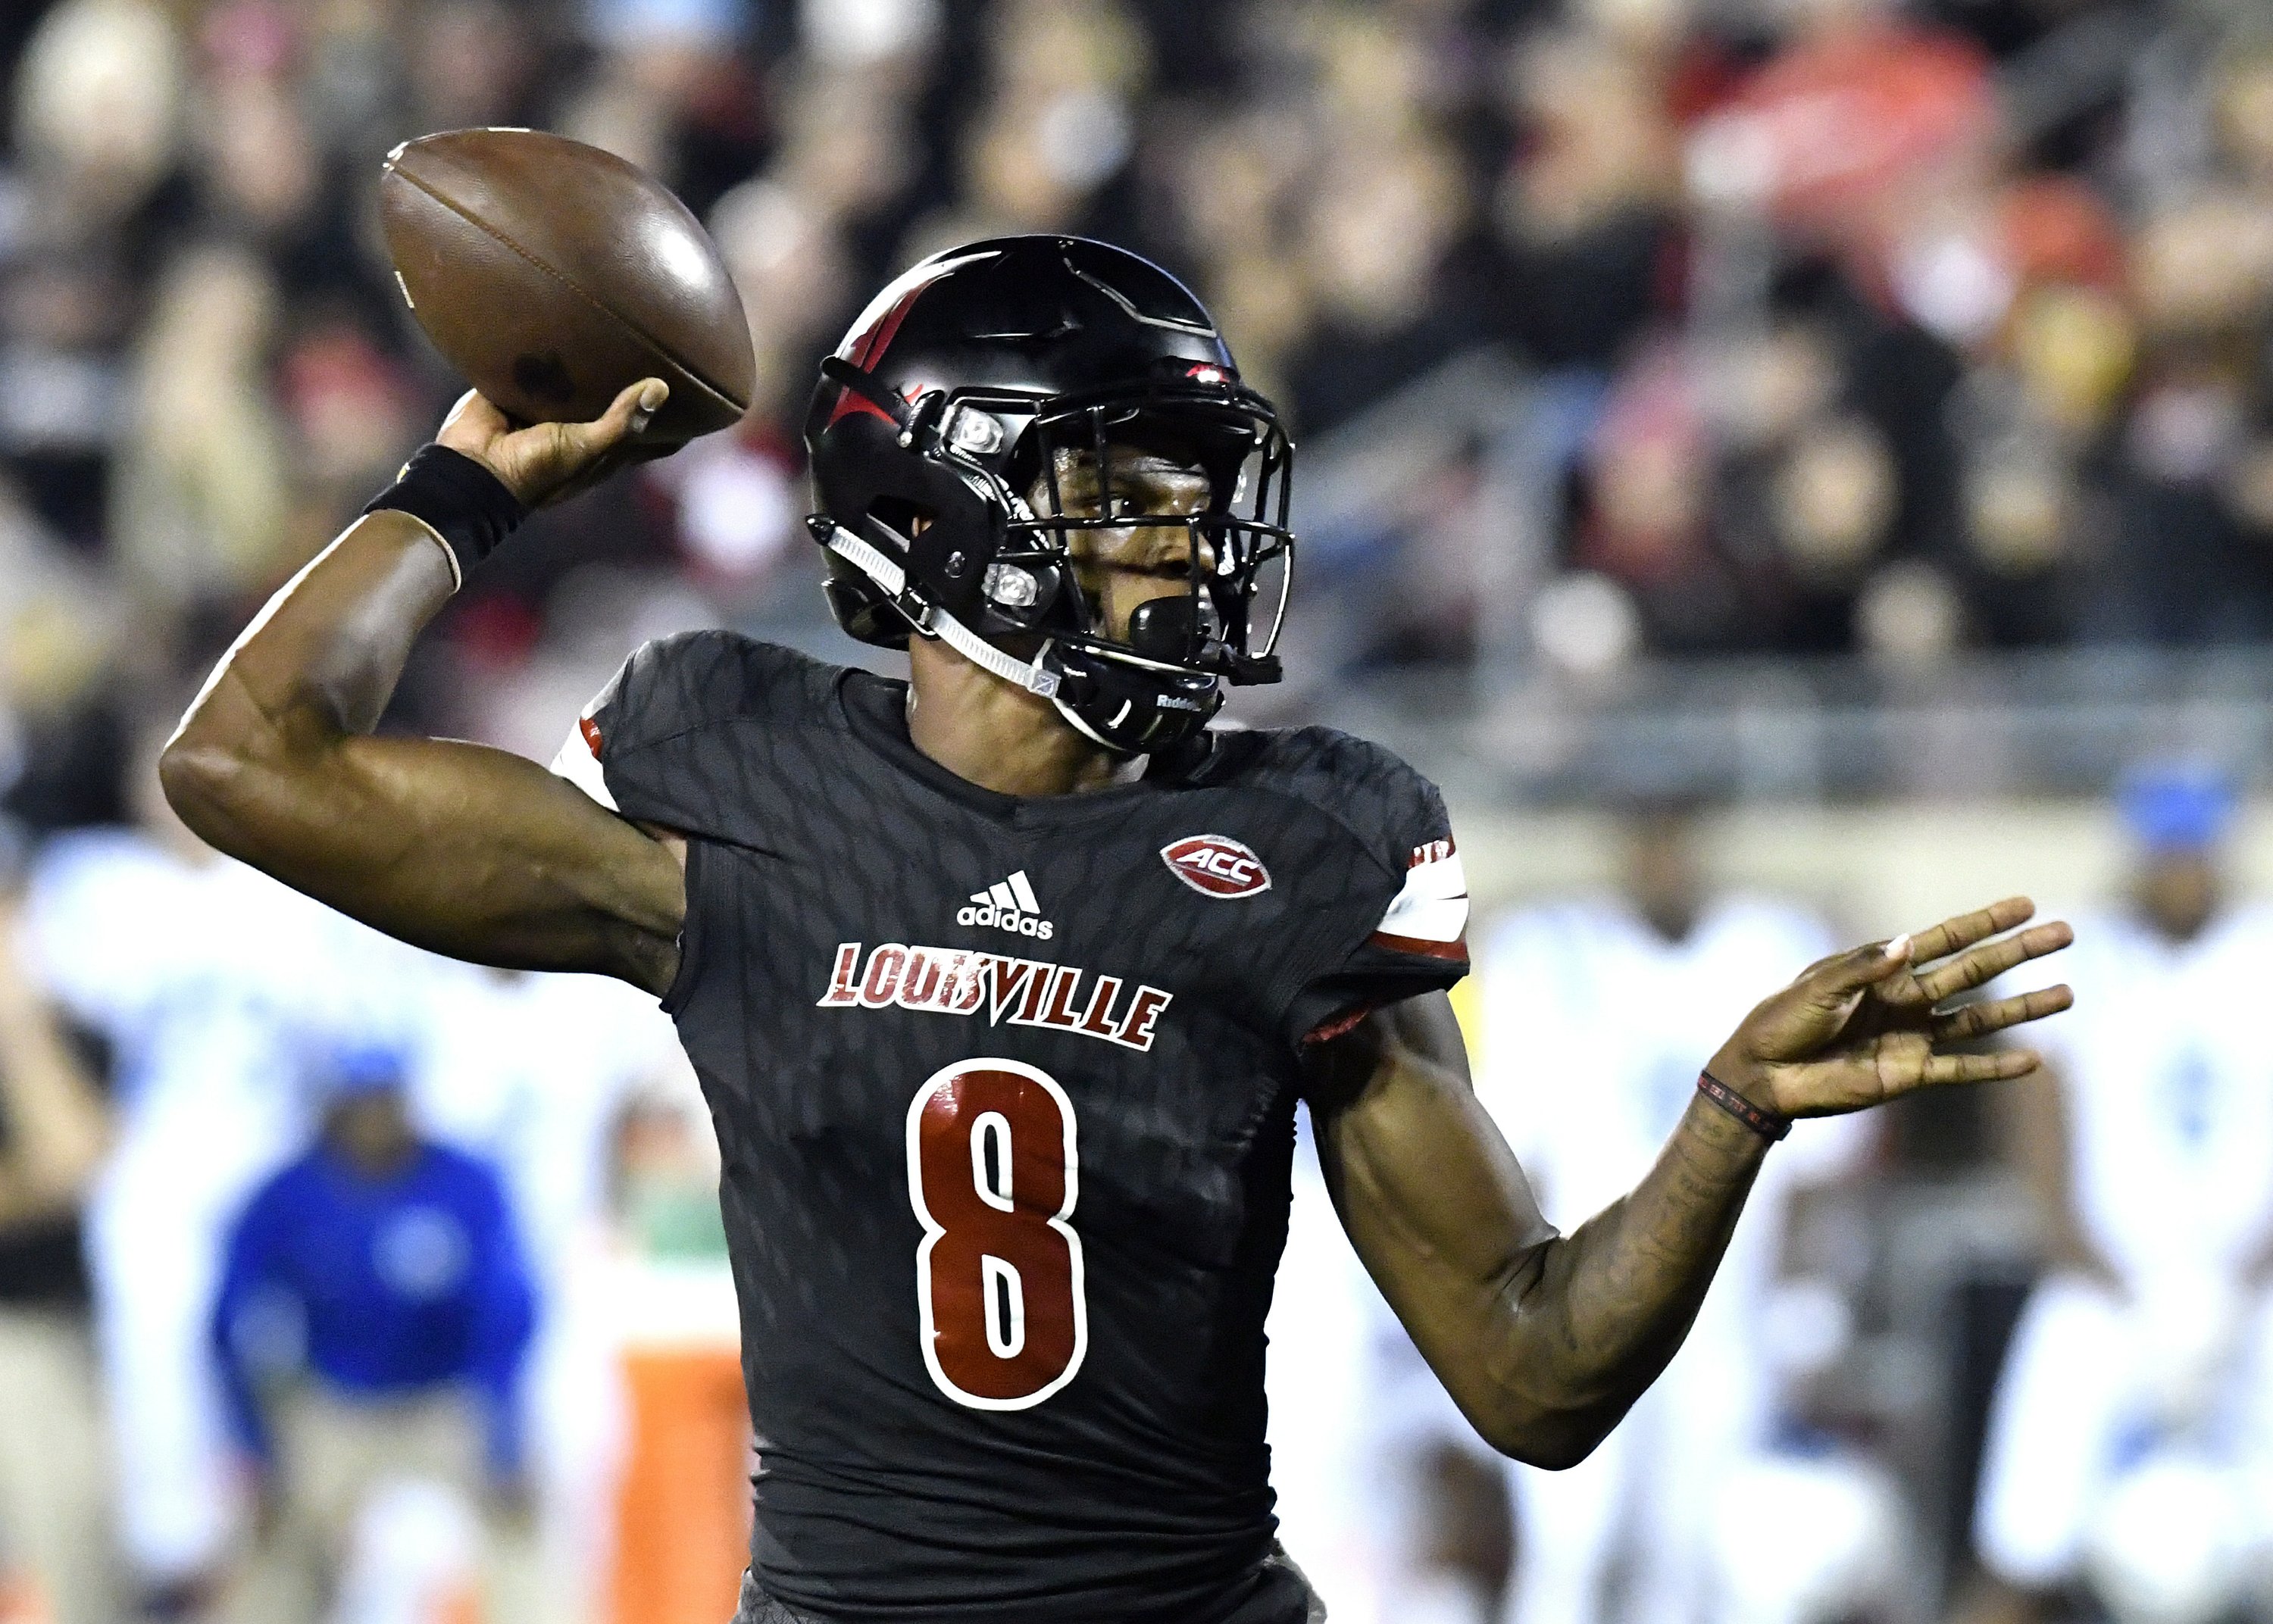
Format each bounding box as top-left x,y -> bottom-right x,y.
380,128 -> 755,444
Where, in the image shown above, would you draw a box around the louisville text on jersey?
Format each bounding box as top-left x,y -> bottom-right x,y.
818,942 -> 1172,1054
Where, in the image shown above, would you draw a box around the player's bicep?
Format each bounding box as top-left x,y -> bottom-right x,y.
1308,994 -> 1555,1360
219,726 -> 684,992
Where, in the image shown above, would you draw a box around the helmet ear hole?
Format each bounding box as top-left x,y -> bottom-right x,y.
868,497 -> 933,540
821,554 -> 914,650
1002,431 -> 1052,514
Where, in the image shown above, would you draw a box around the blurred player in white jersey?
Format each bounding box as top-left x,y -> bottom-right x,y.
408,964 -> 690,1622
0,884 -> 117,1624
1262,1110 -> 1399,1623
1392,804 -> 1888,1624
19,734 -> 431,1615
1970,769 -> 2273,1624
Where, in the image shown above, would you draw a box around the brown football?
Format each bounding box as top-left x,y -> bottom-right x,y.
380,128 -> 755,444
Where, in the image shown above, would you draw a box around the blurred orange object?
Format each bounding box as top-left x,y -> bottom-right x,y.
2001,176 -> 2128,299
0,1575 -> 51,1624
612,1349 -> 752,1624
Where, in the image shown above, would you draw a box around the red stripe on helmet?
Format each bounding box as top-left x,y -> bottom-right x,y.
824,248 -> 1001,434
852,283 -> 924,368
826,283 -> 930,428
825,389 -> 901,429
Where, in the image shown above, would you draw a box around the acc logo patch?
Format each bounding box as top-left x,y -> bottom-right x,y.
1161,834 -> 1271,898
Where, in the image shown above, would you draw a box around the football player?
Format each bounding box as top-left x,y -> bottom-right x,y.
1969,769 -> 2273,1624
158,236 -> 2071,1624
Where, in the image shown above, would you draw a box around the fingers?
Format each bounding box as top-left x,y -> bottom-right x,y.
1901,897 -> 2037,967
558,377 -> 667,458
630,378 -> 669,436
586,381 -> 664,451
1930,983 -> 2074,1043
1803,935 -> 1914,999
1912,920 -> 2073,1004
1918,1048 -> 2040,1087
508,379 -> 670,508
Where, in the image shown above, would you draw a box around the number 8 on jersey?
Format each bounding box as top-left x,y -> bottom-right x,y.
906,1060 -> 1089,1409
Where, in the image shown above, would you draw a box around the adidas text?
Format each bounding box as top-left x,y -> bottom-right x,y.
955,904 -> 1055,940
957,869 -> 1055,940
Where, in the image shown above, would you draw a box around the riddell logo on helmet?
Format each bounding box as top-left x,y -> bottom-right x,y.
1161,835 -> 1271,898
957,870 -> 1055,941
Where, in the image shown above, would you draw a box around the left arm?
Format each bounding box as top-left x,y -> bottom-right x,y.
1311,898 -> 2071,1468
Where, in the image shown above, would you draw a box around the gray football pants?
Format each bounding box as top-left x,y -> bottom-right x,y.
733,1547 -> 1327,1623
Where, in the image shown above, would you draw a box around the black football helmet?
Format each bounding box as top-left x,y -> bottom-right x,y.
802,236 -> 1294,755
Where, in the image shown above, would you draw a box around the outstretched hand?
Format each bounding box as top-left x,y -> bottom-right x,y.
436,378 -> 674,509
1707,897 -> 2074,1121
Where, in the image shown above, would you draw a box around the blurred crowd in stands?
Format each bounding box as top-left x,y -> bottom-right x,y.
5,0 -> 2273,824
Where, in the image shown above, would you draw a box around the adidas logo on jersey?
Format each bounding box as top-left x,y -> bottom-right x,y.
956,870 -> 1055,941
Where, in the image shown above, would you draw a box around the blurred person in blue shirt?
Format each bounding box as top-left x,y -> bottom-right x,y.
212,1043 -> 542,1624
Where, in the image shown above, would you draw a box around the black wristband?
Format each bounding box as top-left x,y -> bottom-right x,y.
1696,1070 -> 1790,1142
363,444 -> 527,582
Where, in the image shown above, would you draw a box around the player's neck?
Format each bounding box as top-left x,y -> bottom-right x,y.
906,639 -> 1143,798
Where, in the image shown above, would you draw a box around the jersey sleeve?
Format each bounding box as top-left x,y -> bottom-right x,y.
1262,730 -> 1470,1048
546,630 -> 839,844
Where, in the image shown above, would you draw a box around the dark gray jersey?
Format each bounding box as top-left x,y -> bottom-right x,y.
552,632 -> 1468,1622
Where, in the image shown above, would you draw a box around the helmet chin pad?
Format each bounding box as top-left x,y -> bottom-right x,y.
1045,642 -> 1224,755
1125,596 -> 1205,664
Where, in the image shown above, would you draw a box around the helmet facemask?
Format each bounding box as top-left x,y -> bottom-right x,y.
1012,379 -> 1293,696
